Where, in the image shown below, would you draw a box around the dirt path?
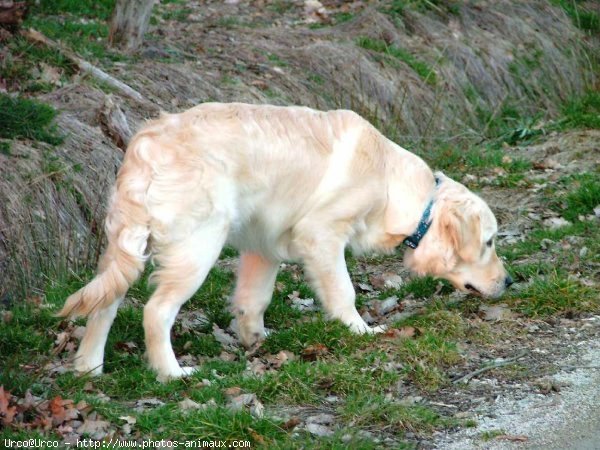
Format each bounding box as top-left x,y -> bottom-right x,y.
438,329 -> 600,449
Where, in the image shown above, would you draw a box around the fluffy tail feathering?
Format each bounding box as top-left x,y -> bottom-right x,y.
57,135 -> 153,318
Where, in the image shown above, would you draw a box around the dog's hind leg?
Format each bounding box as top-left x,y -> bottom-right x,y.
143,219 -> 228,381
231,252 -> 279,348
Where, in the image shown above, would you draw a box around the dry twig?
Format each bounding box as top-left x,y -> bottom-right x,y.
453,350 -> 529,384
20,28 -> 157,111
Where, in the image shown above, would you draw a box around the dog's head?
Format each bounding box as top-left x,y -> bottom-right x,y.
404,173 -> 511,298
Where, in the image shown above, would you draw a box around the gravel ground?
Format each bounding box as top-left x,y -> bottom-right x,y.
437,323 -> 600,450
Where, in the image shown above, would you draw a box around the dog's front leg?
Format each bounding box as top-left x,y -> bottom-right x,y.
295,231 -> 385,334
231,252 -> 279,348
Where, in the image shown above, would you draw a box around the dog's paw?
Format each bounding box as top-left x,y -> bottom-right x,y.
156,366 -> 198,382
349,321 -> 387,335
73,360 -> 103,377
359,324 -> 387,334
370,325 -> 388,334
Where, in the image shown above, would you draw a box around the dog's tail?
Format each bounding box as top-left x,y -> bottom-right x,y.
57,134 -> 155,318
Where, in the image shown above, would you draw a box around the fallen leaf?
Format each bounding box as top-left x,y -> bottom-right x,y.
369,273 -> 403,290
250,398 -> 264,418
288,291 -> 317,312
2,311 -> 13,324
224,387 -> 243,397
115,341 -> 138,353
179,310 -> 209,333
0,386 -> 16,426
134,398 -> 164,412
250,79 -> 269,90
48,396 -> 67,426
119,415 -> 136,434
178,398 -> 201,411
248,427 -> 266,445
38,62 -> 62,86
77,418 -> 110,440
194,379 -> 212,388
227,393 -> 264,417
384,326 -> 417,339
212,323 -> 238,348
301,344 -> 329,361
304,0 -> 329,23
247,358 -> 268,376
270,350 -> 295,369
219,351 -> 237,362
282,417 -> 301,430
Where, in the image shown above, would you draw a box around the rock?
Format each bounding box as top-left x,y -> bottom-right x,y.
307,413 -> 335,425
398,395 -> 423,406
306,423 -> 333,437
361,310 -> 376,324
540,238 -> 556,250
479,304 -> 514,321
369,272 -> 403,290
372,296 -> 399,316
543,217 -> 571,229
357,282 -> 373,292
134,398 -> 164,412
178,398 -> 201,411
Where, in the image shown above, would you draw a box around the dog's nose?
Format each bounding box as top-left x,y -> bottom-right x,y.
504,275 -> 514,288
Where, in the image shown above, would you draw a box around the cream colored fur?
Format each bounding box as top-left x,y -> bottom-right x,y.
58,103 -> 509,380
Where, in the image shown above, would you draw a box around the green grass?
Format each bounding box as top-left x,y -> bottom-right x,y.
0,141 -> 11,155
560,174 -> 600,221
552,0 -> 600,32
342,394 -> 458,438
480,429 -> 507,441
383,0 -> 461,17
496,173 -> 600,317
356,36 -> 437,85
0,94 -> 63,145
26,17 -> 114,61
22,0 -> 127,62
0,37 -> 78,93
162,7 -> 192,22
420,141 -> 531,181
507,272 -> 598,317
267,0 -> 295,14
29,0 -> 115,21
559,91 -> 600,129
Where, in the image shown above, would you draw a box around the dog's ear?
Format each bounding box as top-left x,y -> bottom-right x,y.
441,204 -> 481,262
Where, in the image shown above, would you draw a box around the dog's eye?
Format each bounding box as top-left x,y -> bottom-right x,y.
486,239 -> 493,247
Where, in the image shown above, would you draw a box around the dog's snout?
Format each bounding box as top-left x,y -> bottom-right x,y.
504,275 -> 514,288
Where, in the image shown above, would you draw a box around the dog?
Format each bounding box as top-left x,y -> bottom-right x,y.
58,103 -> 512,380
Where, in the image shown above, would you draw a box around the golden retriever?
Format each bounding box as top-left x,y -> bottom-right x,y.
58,103 -> 511,380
